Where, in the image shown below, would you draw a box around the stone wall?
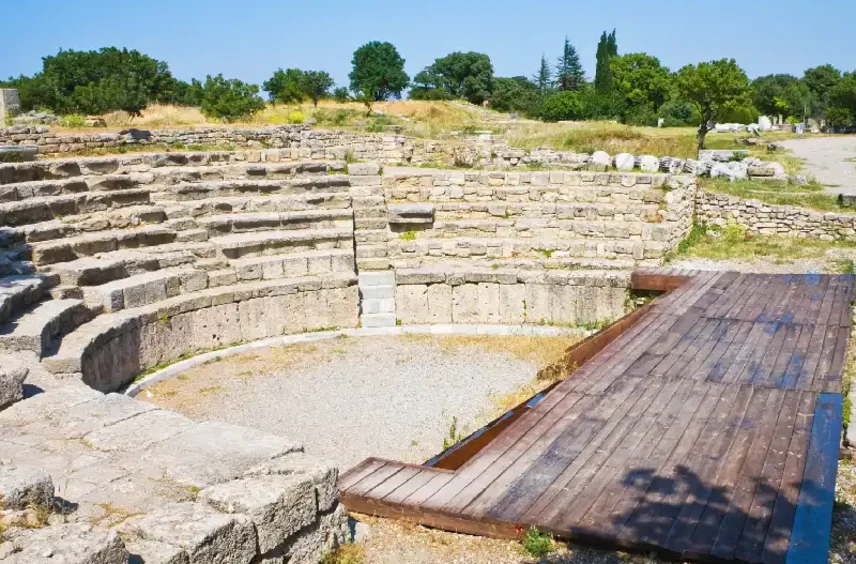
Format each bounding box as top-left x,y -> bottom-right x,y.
695,190 -> 856,240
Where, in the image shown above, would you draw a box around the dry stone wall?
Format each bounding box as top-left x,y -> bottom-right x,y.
696,190 -> 856,240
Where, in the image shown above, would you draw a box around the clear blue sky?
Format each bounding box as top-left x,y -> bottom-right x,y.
3,0 -> 853,89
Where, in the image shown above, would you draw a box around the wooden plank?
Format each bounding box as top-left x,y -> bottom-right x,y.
554,378 -> 688,532
368,466 -> 421,499
382,469 -> 442,504
347,463 -> 401,498
339,458 -> 385,491
604,380 -> 715,543
802,275 -> 830,326
823,325 -> 850,393
705,273 -> 749,318
733,391 -> 804,563
784,393 -> 842,564
708,388 -> 787,560
759,392 -> 817,564
401,471 -> 455,507
680,387 -> 774,560
724,275 -> 766,320
662,319 -> 728,380
424,390 -> 589,511
720,321 -> 779,385
810,325 -> 840,392
795,323 -> 830,391
463,378 -> 652,519
572,379 -> 700,539
618,384 -> 738,550
516,378 -> 665,525
663,385 -> 756,554
837,274 -> 854,327
776,324 -> 813,390
649,317 -> 715,378
701,321 -> 756,382
757,323 -> 801,388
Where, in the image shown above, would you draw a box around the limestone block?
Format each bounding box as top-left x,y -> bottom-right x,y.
124,539 -> 189,564
589,151 -> 611,172
274,504 -> 346,564
396,284 -> 429,324
121,502 -> 256,564
499,284 -> 526,324
427,284 -> 453,324
0,355 -> 27,411
477,283 -> 500,323
524,284 -> 551,325
388,203 -> 435,225
0,464 -> 54,510
347,163 -> 380,176
6,525 -> 128,564
246,452 -> 339,512
199,475 -> 316,553
614,153 -> 635,172
550,285 -> 579,325
452,284 -> 479,323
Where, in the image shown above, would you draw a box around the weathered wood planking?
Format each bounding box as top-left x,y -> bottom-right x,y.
340,270 -> 852,564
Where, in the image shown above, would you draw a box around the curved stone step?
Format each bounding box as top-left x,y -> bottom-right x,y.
29,225 -> 178,265
198,210 -> 353,235
0,178 -> 89,202
0,189 -> 152,227
211,228 -> 353,260
151,193 -> 353,217
0,274 -> 57,324
229,249 -> 355,281
0,298 -> 94,356
163,176 -> 350,201
44,246 -> 207,286
82,268 -> 209,313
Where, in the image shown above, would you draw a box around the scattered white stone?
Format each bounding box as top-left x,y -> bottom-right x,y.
639,155 -> 660,173
614,153 -> 635,171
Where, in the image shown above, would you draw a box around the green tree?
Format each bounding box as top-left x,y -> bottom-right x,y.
489,76 -> 540,113
555,37 -> 585,91
533,54 -> 553,94
349,41 -> 409,101
198,74 -> 266,122
332,87 -> 351,103
751,74 -> 810,120
594,31 -> 616,94
537,90 -> 586,122
262,68 -> 305,104
8,47 -> 178,115
410,52 -> 493,104
610,53 -> 671,124
804,64 -> 841,119
674,59 -> 751,151
828,72 -> 856,127
300,70 -> 334,107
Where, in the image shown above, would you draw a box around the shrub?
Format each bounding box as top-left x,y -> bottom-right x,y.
537,91 -> 586,122
522,527 -> 553,558
198,74 -> 266,122
59,114 -> 86,128
287,110 -> 305,124
659,99 -> 699,127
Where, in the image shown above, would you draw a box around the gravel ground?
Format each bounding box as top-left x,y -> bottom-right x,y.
779,137 -> 856,195
667,255 -> 853,274
142,333 -> 580,470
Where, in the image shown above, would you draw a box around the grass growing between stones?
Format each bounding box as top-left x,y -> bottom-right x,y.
699,177 -> 847,213
672,223 -> 856,268
320,544 -> 366,564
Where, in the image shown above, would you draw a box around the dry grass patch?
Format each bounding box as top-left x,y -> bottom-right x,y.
700,177 -> 844,213
432,334 -> 581,370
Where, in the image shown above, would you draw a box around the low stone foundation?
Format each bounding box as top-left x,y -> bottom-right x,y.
696,190 -> 856,240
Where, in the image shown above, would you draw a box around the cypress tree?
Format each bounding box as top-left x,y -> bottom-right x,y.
555,37 -> 585,91
594,31 -> 613,93
607,29 -> 618,57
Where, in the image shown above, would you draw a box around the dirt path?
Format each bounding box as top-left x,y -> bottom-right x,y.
779,136 -> 856,194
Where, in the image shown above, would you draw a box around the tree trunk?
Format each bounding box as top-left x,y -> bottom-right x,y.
313,97 -> 318,107
697,123 -> 709,153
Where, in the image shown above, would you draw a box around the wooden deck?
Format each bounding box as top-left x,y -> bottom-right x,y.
340,270 -> 851,564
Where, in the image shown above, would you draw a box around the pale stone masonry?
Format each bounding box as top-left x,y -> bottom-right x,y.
0,89 -> 20,124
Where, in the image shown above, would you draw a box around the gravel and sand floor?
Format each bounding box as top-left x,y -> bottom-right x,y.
141,333 -> 582,470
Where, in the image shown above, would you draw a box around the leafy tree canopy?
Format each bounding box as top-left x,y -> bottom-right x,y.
751,74 -> 810,119
610,53 -> 671,124
349,41 -> 409,101
7,47 -> 185,115
198,74 -> 266,122
263,68 -> 306,104
300,70 -> 334,106
674,59 -> 751,150
804,64 -> 841,118
828,72 -> 856,126
489,76 -> 540,113
411,52 -> 493,105
537,90 -> 586,122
